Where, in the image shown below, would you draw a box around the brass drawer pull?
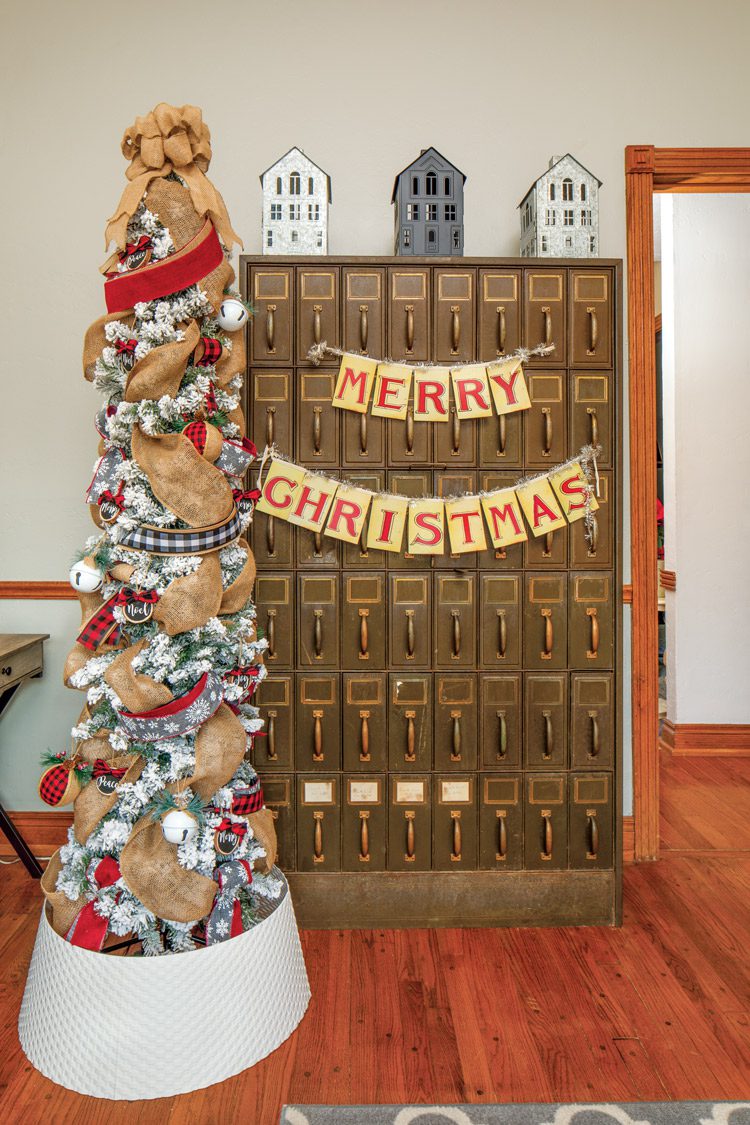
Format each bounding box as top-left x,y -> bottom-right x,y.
496,305 -> 506,353
265,304 -> 276,352
496,811 -> 507,860
313,304 -> 322,345
451,811 -> 462,861
405,305 -> 414,352
587,812 -> 599,859
543,710 -> 553,759
266,710 -> 278,761
541,608 -> 553,660
451,610 -> 461,658
359,710 -> 370,762
405,609 -> 415,659
265,515 -> 276,557
359,304 -> 369,351
497,609 -> 507,659
359,810 -> 370,861
359,524 -> 369,559
359,412 -> 368,455
313,530 -> 323,558
313,810 -> 324,862
543,531 -> 553,559
451,711 -> 462,761
542,813 -> 553,859
496,710 -> 507,760
405,406 -> 414,454
590,711 -> 600,758
542,306 -> 552,346
405,710 -> 416,762
359,608 -> 369,659
313,609 -> 323,658
405,810 -> 416,861
587,607 -> 599,658
451,305 -> 461,354
588,517 -> 599,558
542,407 -> 552,456
266,609 -> 276,658
451,409 -> 460,455
588,406 -> 599,447
587,307 -> 599,355
497,413 -> 507,456
312,710 -> 324,761
312,407 -> 322,455
265,405 -> 275,447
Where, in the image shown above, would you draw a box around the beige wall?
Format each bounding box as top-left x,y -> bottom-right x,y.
2,0 -> 749,811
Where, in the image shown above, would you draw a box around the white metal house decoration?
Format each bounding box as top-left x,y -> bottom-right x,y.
519,154 -> 602,258
261,147 -> 331,255
392,147 -> 466,256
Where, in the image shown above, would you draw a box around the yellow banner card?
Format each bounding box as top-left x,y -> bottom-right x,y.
548,462 -> 598,524
255,459 -> 308,519
516,477 -> 566,537
366,493 -> 408,552
486,359 -> 531,416
370,364 -> 413,420
286,472 -> 339,531
480,488 -> 528,548
451,365 -> 493,419
413,368 -> 450,422
324,483 -> 373,543
446,495 -> 488,554
332,355 -> 378,413
407,499 -> 446,554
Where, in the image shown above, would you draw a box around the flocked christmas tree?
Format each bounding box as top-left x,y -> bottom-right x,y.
40,104 -> 282,954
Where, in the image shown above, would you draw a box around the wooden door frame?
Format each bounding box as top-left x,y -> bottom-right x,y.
625,146 -> 750,861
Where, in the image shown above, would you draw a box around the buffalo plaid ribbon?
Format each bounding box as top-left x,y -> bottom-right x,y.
119,506 -> 242,555
120,235 -> 152,260
232,487 -> 261,512
92,759 -> 128,781
39,762 -> 74,806
215,817 -> 248,841
230,782 -> 264,815
183,420 -> 208,455
204,382 -> 219,414
76,587 -> 154,651
196,338 -> 222,368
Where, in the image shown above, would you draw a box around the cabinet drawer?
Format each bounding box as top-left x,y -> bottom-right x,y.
388,672 -> 432,771
480,674 -> 522,769
343,268 -> 385,357
570,372 -> 613,469
524,672 -> 568,770
251,511 -> 293,571
296,370 -> 340,466
296,267 -> 339,365
296,674 -> 340,771
524,573 -> 567,670
341,470 -> 386,569
258,775 -> 295,871
254,674 -> 294,771
389,574 -> 431,669
387,405 -> 432,466
433,574 -> 476,669
479,573 -> 521,668
342,410 -> 385,466
569,772 -> 614,869
479,410 -> 524,469
433,269 -> 476,364
388,775 -> 431,871
296,526 -> 340,570
433,775 -> 477,870
524,372 -> 567,467
342,775 -> 387,871
296,776 -> 340,871
434,406 -> 477,465
342,572 -> 386,669
386,470 -> 432,568
249,369 -> 293,459
476,472 -> 525,569
570,472 -> 613,569
569,573 -> 614,669
297,574 -> 340,668
524,774 -> 568,871
524,269 -> 566,365
524,525 -> 567,569
571,673 -> 614,769
479,774 -> 523,869
255,574 -> 294,669
434,674 -> 477,771
249,267 -> 293,364
388,268 -> 430,362
435,470 -> 478,569
569,270 -> 613,368
343,673 -> 387,771
478,269 -> 521,360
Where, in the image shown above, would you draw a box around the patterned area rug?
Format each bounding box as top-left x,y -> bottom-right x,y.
281,1106 -> 750,1125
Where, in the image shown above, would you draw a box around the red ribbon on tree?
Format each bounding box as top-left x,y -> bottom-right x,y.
92,759 -> 129,781
120,235 -> 152,260
230,786 -> 265,816
215,817 -> 248,840
115,338 -> 138,358
204,382 -> 219,414
195,338 -> 223,369
120,588 -> 159,608
99,483 -> 126,513
65,856 -> 122,951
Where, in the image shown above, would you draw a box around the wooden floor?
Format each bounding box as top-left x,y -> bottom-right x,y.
1,752 -> 749,1123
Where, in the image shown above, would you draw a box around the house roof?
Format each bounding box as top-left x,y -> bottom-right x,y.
518,153 -> 602,208
391,147 -> 467,202
260,147 -> 332,202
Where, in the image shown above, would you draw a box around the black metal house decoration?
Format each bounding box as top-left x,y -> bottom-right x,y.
392,148 -> 466,257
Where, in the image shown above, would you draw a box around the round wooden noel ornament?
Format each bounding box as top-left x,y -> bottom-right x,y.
120,588 -> 158,626
38,758 -> 83,807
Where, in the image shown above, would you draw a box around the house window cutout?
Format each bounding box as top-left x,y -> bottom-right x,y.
267,230 -> 273,247
445,204 -> 456,221
546,209 -> 556,226
317,231 -> 323,248
403,228 -> 411,248
580,209 -> 592,226
426,172 -> 437,196
562,178 -> 574,201
580,183 -> 587,201
452,228 -> 461,250
426,203 -> 437,221
308,177 -> 315,194
412,176 -> 420,195
309,203 -> 320,221
276,177 -> 282,195
541,235 -> 548,252
271,203 -> 282,221
444,176 -> 451,195
291,230 -> 298,243
565,236 -> 573,249
427,228 -> 437,246
563,209 -> 574,226
407,203 -> 419,221
549,183 -> 556,201
290,172 -> 301,195
590,235 -> 596,253
289,203 -> 300,221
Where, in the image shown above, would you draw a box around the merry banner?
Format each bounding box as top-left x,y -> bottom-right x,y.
254,449 -> 599,557
307,344 -> 556,423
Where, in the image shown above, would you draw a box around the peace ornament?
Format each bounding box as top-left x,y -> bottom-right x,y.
161,809 -> 199,845
216,298 -> 249,332
69,556 -> 103,593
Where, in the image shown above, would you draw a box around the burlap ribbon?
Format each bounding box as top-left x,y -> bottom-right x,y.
104,639 -> 173,713
131,424 -> 234,527
247,808 -> 277,873
153,551 -> 224,635
104,103 -> 241,256
82,311 -> 136,380
119,815 -> 217,923
42,851 -> 87,937
124,320 -> 200,402
219,539 -> 257,615
185,703 -> 246,802
73,754 -> 144,845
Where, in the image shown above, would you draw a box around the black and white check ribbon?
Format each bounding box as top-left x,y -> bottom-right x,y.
119,506 -> 243,555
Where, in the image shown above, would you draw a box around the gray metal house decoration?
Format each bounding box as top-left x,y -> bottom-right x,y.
392,148 -> 466,256
261,147 -> 331,255
519,154 -> 602,258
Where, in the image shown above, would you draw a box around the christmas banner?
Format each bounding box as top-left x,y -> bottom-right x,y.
254,447 -> 600,556
307,343 -> 554,422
